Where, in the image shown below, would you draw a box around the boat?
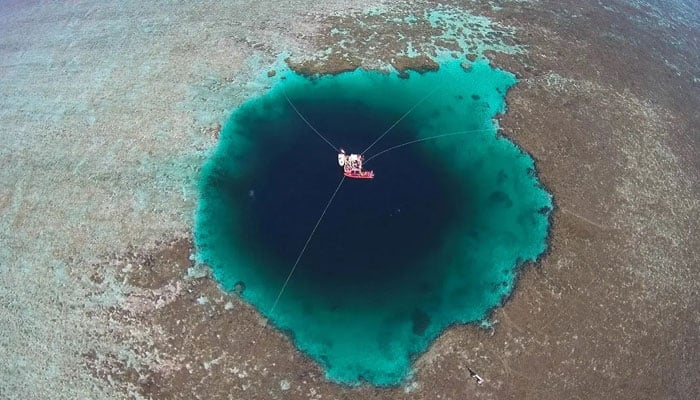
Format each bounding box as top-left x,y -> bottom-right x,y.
338,148 -> 374,179
344,170 -> 375,179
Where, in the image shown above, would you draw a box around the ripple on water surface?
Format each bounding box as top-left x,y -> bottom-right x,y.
195,60 -> 552,385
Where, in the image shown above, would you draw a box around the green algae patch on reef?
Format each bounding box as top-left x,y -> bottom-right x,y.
195,60 -> 552,385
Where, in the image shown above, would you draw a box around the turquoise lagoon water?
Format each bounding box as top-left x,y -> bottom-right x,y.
195,60 -> 552,385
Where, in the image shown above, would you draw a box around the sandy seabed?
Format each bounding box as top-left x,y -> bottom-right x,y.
1,1 -> 698,399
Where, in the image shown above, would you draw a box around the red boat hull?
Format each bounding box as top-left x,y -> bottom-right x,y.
344,170 -> 374,179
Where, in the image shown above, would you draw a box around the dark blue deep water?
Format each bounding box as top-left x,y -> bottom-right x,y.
195,60 -> 552,385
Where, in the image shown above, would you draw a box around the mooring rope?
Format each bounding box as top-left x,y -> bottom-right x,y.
361,86 -> 440,155
265,176 -> 346,324
364,128 -> 494,164
283,90 -> 339,152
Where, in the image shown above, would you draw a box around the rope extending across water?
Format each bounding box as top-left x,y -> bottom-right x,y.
283,84 -> 441,157
283,90 -> 339,152
267,87 -> 483,330
364,128 -> 494,164
266,176 -> 346,321
360,86 -> 440,155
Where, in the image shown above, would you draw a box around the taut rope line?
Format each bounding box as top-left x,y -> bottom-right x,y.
361,86 -> 440,155
364,128 -> 494,164
265,176 -> 346,323
283,90 -> 339,152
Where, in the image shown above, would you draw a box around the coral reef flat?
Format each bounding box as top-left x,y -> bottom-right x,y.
0,0 -> 697,399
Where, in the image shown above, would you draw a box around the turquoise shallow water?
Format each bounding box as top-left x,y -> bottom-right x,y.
195,60 -> 552,385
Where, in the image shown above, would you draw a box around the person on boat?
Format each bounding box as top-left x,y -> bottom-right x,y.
338,148 -> 374,179
338,149 -> 346,167
348,154 -> 362,173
